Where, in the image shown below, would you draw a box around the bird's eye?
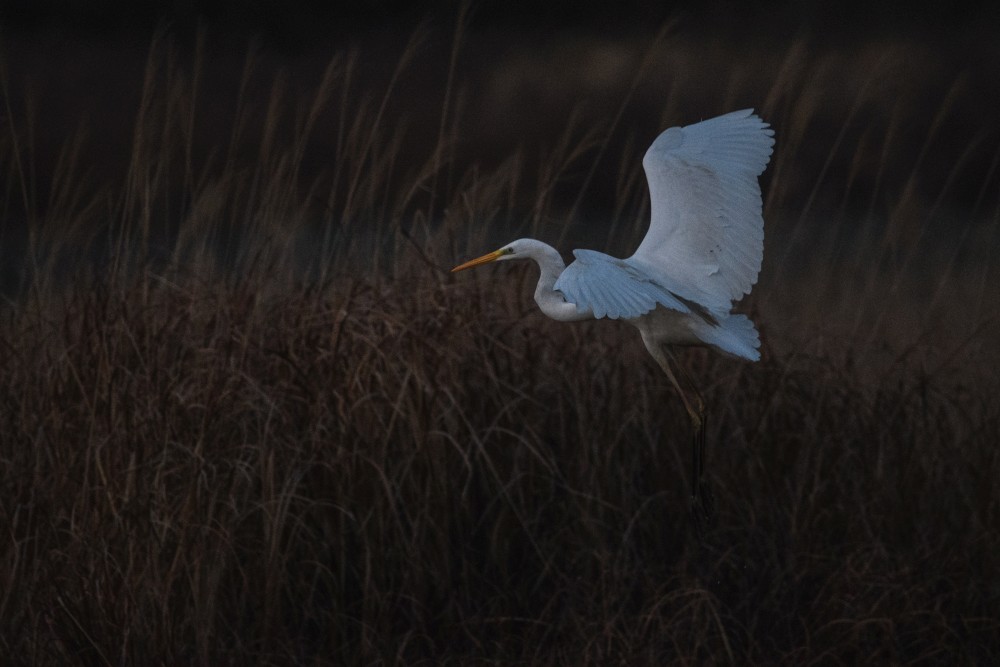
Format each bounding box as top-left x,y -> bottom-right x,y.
504,247 -> 514,255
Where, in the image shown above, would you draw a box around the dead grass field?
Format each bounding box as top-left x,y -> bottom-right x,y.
1,22 -> 999,665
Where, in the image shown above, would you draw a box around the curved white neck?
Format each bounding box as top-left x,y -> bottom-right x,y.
522,241 -> 591,322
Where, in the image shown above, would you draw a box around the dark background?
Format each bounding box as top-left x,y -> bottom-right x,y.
3,0 -> 999,215
2,0 -> 999,295
3,0 -> 998,43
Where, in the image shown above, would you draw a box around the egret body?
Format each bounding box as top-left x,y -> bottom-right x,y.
452,109 -> 775,525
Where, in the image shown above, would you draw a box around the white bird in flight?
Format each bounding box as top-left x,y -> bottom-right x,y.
452,109 -> 775,526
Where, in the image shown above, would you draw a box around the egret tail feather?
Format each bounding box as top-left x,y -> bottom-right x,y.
696,313 -> 760,361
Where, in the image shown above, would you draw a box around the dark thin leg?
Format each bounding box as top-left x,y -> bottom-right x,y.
641,336 -> 714,533
693,404 -> 714,526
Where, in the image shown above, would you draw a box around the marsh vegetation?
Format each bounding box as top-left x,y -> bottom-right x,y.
2,17 -> 998,664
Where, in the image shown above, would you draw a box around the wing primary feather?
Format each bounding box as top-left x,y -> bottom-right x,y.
631,109 -> 774,311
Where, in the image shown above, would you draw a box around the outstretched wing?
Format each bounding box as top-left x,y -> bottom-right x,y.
630,109 -> 774,313
554,249 -> 698,320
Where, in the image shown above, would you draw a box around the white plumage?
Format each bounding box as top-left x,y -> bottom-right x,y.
554,249 -> 694,320
453,108 -> 774,362
633,109 -> 773,311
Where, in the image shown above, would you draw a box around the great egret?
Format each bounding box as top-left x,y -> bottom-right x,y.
452,109 -> 774,526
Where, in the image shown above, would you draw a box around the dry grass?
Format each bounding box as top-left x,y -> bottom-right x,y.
1,24 -> 999,665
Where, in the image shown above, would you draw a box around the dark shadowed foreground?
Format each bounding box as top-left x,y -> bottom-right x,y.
1,25 -> 999,665
4,274 -> 998,664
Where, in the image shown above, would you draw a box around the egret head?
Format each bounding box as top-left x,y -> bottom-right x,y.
451,239 -> 532,272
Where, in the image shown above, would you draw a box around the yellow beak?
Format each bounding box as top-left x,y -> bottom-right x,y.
451,249 -> 505,272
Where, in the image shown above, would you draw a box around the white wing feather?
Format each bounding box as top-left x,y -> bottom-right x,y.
554,249 -> 694,320
630,109 -> 774,312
